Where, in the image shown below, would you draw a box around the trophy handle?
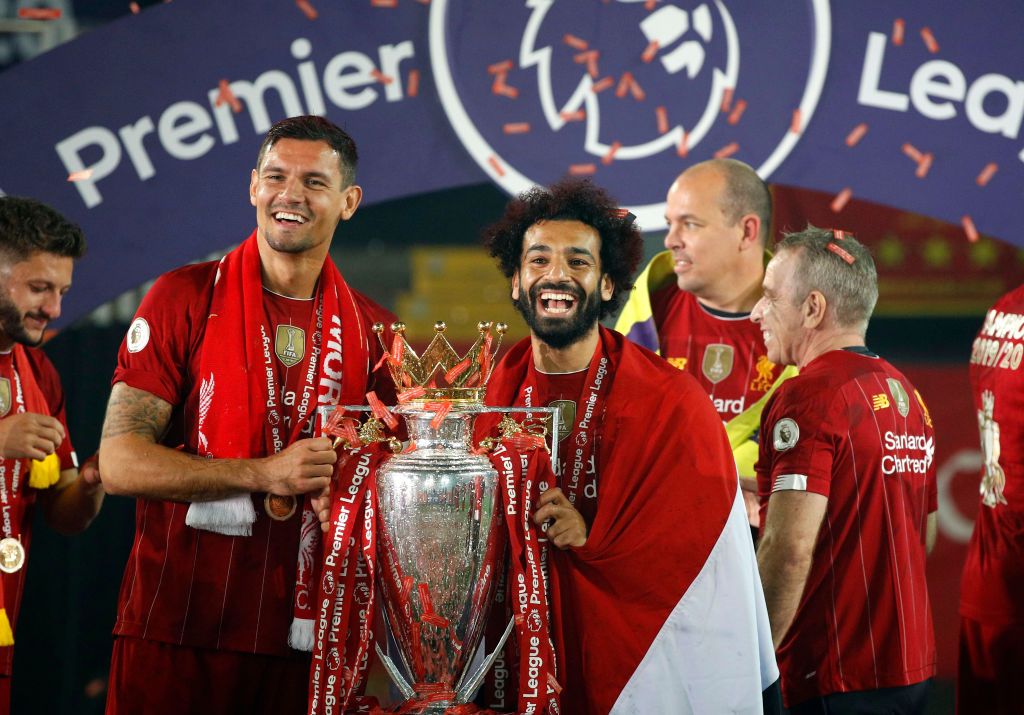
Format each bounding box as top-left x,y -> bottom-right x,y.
454,617 -> 516,704
375,642 -> 417,701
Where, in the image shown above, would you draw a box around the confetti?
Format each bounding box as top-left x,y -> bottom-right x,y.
371,0 -> 397,6
616,72 -> 634,98
492,78 -> 519,98
295,0 -> 318,20
370,69 -> 394,85
406,69 -> 420,97
129,2 -> 141,14
720,87 -> 734,113
488,155 -> 506,177
560,110 -> 586,122
845,122 -> 869,147
677,132 -> 689,158
827,242 -> 856,264
915,153 -> 933,178
976,162 -> 998,187
67,169 -> 93,182
574,50 -> 599,78
569,163 -> 597,175
656,106 -> 669,135
830,187 -> 852,213
601,141 -> 622,165
790,108 -> 803,134
892,18 -> 905,46
591,76 -> 614,93
644,0 -> 657,9
901,142 -> 923,163
832,229 -> 849,240
962,215 -> 979,243
503,122 -> 531,134
216,80 -> 242,113
920,27 -> 939,54
563,34 -> 588,51
727,99 -> 747,125
17,7 -> 61,19
629,78 -> 646,101
488,60 -> 513,75
642,40 -> 660,64
714,142 -> 739,159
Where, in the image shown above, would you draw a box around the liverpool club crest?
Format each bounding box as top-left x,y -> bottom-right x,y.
702,344 -> 734,384
275,325 -> 305,368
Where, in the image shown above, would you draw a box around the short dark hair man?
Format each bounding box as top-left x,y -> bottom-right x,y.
483,178 -> 778,714
0,196 -> 103,714
616,158 -> 794,525
752,227 -> 937,713
99,116 -> 395,713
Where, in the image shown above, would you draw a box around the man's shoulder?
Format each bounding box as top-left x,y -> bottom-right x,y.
614,331 -> 705,395
148,260 -> 220,298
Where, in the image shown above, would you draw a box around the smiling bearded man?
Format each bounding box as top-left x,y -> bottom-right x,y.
479,178 -> 779,715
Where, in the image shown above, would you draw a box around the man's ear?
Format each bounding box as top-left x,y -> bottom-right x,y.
803,290 -> 827,329
738,213 -> 761,252
511,271 -> 521,301
338,184 -> 363,222
249,169 -> 258,207
600,273 -> 613,302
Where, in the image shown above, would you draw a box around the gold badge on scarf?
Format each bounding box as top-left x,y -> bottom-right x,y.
546,399 -> 576,443
0,538 -> 25,573
265,493 -> 297,521
275,325 -> 305,368
0,378 -> 9,417
702,344 -> 734,384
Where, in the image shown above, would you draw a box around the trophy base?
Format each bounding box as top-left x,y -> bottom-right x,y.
387,701 -> 491,715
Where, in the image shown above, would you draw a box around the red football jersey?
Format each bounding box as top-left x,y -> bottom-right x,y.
112,261 -> 393,656
756,349 -> 937,706
0,348 -> 76,675
651,285 -> 781,421
960,285 -> 1024,623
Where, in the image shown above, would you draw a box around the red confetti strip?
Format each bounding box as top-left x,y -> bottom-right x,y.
574,50 -> 600,79
920,27 -> 939,54
976,162 -> 998,187
67,169 -> 93,182
398,386 -> 427,403
656,106 -> 669,135
406,69 -> 420,97
418,582 -> 435,614
892,18 -> 905,46
492,78 -> 519,98
488,155 -> 505,177
832,229 -> 849,240
962,215 -> 979,243
370,69 -> 394,85
915,153 -> 933,178
547,673 -> 564,695
901,142 -> 924,163
827,242 -> 856,264
429,402 -> 452,430
371,0 -> 397,6
216,80 -> 242,113
720,86 -> 734,113
401,575 -> 415,601
714,142 -> 739,159
591,76 -> 614,93
129,2 -> 141,14
642,40 -> 660,63
422,613 -> 451,630
790,108 -> 803,134
560,109 -> 586,122
644,0 -> 657,9
616,72 -> 633,98
390,335 -> 405,366
845,123 -> 869,147
727,98 -> 747,125
677,132 -> 689,158
569,163 -> 596,176
601,141 -> 622,165
17,7 -> 61,19
488,60 -> 513,75
367,391 -> 398,431
503,122 -> 531,134
295,0 -> 318,20
444,358 -> 472,384
830,187 -> 852,213
563,33 -> 588,50
629,78 -> 646,101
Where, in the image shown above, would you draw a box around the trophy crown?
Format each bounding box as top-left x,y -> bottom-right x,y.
372,320 -> 507,403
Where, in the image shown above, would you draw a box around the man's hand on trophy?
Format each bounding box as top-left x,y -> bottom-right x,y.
255,437 -> 337,496
534,487 -> 587,549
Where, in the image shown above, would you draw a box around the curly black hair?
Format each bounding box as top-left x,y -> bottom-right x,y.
482,178 -> 643,319
0,196 -> 86,263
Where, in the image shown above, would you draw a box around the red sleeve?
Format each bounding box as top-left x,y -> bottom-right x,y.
112,264 -> 213,406
29,349 -> 77,470
759,378 -> 841,499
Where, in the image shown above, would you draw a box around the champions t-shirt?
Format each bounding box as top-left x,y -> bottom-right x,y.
111,260 -> 393,656
0,347 -> 76,675
650,285 -> 781,422
756,348 -> 937,706
960,284 -> 1024,623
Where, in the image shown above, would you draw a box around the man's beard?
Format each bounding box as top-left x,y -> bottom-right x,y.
0,293 -> 42,347
514,282 -> 602,350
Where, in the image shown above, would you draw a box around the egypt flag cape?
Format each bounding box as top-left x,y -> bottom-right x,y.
613,250 -> 796,478
486,327 -> 778,714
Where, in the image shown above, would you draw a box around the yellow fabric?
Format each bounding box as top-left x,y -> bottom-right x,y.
28,452 -> 60,489
612,251 -> 677,354
0,608 -> 13,646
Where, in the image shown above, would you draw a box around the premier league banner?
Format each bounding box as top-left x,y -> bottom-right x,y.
0,0 -> 1021,325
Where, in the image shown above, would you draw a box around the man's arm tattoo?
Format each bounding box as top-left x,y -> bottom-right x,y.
101,384 -> 173,442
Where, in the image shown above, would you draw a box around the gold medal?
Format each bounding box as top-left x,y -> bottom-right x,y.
0,538 -> 25,574
264,494 -> 297,521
